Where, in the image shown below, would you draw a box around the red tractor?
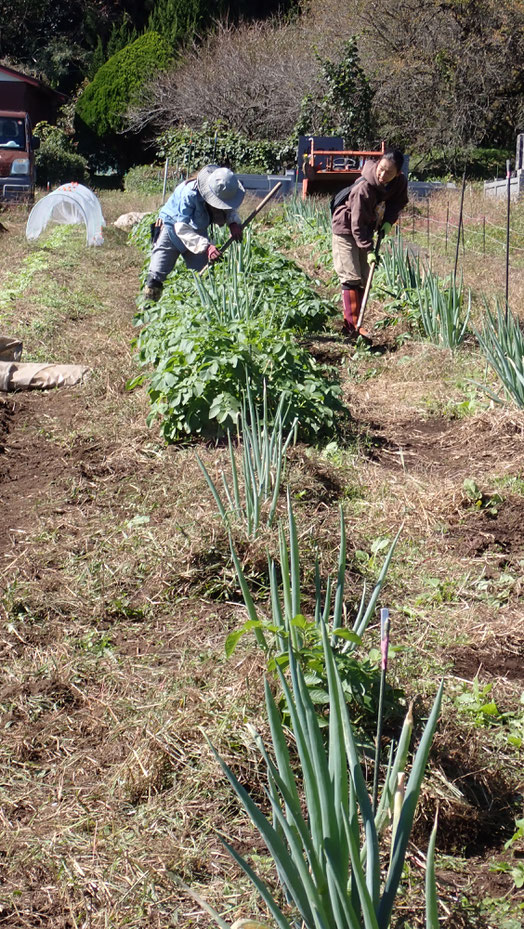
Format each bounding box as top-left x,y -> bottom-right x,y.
302,139 -> 386,199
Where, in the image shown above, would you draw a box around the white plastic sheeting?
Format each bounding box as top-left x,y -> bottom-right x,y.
26,183 -> 106,246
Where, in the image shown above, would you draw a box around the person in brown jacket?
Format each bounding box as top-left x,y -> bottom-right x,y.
332,148 -> 408,339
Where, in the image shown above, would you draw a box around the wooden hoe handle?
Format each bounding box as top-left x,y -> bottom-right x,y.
356,230 -> 385,330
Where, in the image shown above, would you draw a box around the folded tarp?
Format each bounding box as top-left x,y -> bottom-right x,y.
0,362 -> 90,391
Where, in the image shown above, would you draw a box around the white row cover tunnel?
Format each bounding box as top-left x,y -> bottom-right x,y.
26,183 -> 106,246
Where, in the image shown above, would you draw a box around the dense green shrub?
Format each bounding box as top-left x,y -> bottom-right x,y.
76,32 -> 172,138
123,164 -> 170,194
34,122 -> 89,185
410,147 -> 513,181
156,122 -> 296,175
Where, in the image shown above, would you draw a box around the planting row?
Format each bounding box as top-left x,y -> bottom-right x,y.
190,386 -> 443,929
130,208 -> 446,926
131,217 -> 342,441
278,195 -> 524,407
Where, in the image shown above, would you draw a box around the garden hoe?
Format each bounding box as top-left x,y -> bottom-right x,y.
199,181 -> 282,276
356,227 -> 386,331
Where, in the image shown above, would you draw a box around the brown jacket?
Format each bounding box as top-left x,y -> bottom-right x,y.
332,159 -> 408,249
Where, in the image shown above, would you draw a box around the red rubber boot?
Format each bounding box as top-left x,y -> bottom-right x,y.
342,288 -> 372,341
342,288 -> 360,337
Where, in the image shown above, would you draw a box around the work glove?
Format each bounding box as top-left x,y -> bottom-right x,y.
367,250 -> 377,266
381,221 -> 393,236
229,221 -> 243,242
207,243 -> 222,262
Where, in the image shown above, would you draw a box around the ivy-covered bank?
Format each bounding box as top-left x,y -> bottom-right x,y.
130,218 -> 342,442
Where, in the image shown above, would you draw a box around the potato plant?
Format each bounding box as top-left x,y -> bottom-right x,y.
132,220 -> 342,441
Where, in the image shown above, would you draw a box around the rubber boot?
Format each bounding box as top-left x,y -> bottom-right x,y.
341,288 -> 360,337
143,275 -> 163,302
342,288 -> 372,341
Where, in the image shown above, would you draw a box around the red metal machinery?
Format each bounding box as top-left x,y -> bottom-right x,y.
302,139 -> 386,199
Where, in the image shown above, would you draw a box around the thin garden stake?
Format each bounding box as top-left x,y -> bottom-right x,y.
445,200 -> 449,254
483,215 -> 486,255
372,607 -> 391,814
454,169 -> 467,279
161,157 -> 169,203
426,198 -> 430,246
187,138 -> 193,179
506,159 -> 511,320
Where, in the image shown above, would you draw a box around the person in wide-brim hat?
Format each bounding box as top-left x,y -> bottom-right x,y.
196,164 -> 245,211
143,164 -> 245,302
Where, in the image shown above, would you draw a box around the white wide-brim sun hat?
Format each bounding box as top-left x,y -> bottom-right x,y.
197,164 -> 245,211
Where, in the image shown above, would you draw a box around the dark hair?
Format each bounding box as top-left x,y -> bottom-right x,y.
383,148 -> 404,172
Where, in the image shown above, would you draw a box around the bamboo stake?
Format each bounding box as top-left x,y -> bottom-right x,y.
505,159 -> 511,320
454,169 -> 466,279
161,157 -> 169,203
372,607 -> 390,814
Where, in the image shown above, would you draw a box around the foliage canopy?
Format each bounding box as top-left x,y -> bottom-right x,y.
76,32 -> 172,139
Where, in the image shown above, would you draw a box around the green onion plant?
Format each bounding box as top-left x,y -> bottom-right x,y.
227,492 -> 402,732
207,621 -> 443,929
283,194 -> 332,237
197,384 -> 297,538
379,235 -> 423,294
228,490 -> 398,657
418,270 -> 470,349
475,299 -> 524,406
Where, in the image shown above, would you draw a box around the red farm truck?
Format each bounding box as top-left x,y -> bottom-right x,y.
0,110 -> 39,201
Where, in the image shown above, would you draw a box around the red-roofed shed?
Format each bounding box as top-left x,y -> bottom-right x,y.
0,65 -> 67,126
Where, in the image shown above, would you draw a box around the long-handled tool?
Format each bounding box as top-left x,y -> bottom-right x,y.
356,228 -> 385,330
199,181 -> 282,276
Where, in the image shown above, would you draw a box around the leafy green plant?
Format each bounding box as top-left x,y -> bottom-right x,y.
454,679 -> 524,747
204,621 -> 443,929
475,299 -> 524,407
197,384 -> 297,538
491,818 -> 524,889
454,677 -> 501,726
156,120 -> 296,175
131,222 -> 341,441
227,492 -> 403,732
134,310 -> 341,441
462,478 -> 502,516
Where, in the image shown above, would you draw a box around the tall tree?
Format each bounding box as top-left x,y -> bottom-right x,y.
296,37 -> 375,145
358,0 -> 524,153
